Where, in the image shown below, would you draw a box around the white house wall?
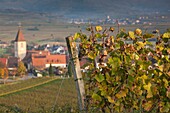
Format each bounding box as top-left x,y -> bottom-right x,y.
45,64 -> 66,68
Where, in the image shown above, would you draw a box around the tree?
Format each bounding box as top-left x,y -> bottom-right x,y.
17,61 -> 26,77
0,68 -> 8,84
0,68 -> 4,79
72,26 -> 170,112
3,68 -> 8,84
48,63 -> 53,76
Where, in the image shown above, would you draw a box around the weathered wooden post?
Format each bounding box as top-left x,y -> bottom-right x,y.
66,36 -> 86,111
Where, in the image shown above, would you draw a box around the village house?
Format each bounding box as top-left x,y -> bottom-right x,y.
0,25 -> 67,76
0,58 -> 8,67
0,41 -> 8,48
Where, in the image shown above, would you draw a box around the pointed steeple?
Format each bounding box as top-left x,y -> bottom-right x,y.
15,23 -> 25,41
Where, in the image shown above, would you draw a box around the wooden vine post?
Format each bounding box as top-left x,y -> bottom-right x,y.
66,36 -> 86,111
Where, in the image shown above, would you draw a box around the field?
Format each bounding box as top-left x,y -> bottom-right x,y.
0,12 -> 170,46
0,77 -> 78,112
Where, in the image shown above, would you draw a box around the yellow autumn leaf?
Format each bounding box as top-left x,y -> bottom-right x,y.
168,72 -> 170,77
167,91 -> 170,99
156,45 -> 164,51
159,65 -> 164,72
136,41 -> 145,50
128,31 -> 136,40
143,101 -> 153,111
163,78 -> 168,88
107,96 -> 115,103
131,53 -> 139,60
115,89 -> 128,99
135,28 -> 142,35
143,82 -> 153,98
162,32 -> 170,38
88,51 -> 95,59
74,33 -> 81,40
138,74 -> 148,84
95,26 -> 102,32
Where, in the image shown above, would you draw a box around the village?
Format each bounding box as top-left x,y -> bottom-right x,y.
0,25 -> 68,84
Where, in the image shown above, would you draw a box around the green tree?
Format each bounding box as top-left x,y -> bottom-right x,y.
48,64 -> 53,76
17,61 -> 26,77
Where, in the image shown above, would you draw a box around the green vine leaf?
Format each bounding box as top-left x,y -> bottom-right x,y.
143,101 -> 153,111
95,74 -> 105,83
92,93 -> 102,101
95,33 -> 102,38
143,33 -> 154,39
88,51 -> 96,59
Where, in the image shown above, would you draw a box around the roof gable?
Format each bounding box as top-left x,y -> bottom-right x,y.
0,58 -> 7,67
7,57 -> 19,68
15,28 -> 25,41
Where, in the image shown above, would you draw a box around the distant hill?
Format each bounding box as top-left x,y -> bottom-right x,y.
0,0 -> 169,18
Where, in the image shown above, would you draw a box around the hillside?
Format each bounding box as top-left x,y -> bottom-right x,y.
0,0 -> 169,18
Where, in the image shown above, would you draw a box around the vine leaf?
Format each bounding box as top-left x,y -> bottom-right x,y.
74,32 -> 81,40
143,101 -> 153,111
92,93 -> 102,101
107,96 -> 115,103
128,31 -> 135,40
95,33 -> 102,38
162,32 -> 170,38
135,28 -> 142,35
115,89 -> 128,99
143,82 -> 153,98
95,26 -> 102,32
136,42 -> 145,50
95,74 -> 105,83
143,33 -> 154,39
88,51 -> 96,59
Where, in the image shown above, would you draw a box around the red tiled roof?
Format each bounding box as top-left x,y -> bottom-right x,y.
46,55 -> 66,64
15,28 -> 25,41
27,50 -> 50,56
7,57 -> 19,68
0,58 -> 7,67
32,56 -> 46,70
32,54 -> 66,70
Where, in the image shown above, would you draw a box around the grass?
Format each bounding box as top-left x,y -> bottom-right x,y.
0,77 -> 78,112
0,77 -> 55,94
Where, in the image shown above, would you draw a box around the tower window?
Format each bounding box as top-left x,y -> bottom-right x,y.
21,43 -> 23,48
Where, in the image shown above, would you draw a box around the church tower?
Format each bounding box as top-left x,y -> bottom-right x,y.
14,25 -> 27,60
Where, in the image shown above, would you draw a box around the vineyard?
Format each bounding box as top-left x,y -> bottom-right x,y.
71,26 -> 170,112
0,77 -> 78,112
